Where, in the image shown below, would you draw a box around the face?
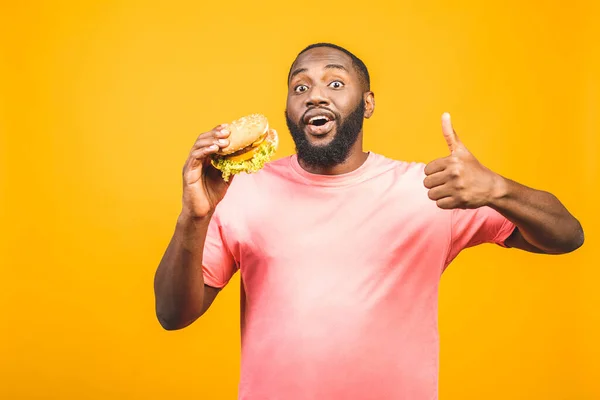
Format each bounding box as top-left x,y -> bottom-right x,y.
285,47 -> 374,168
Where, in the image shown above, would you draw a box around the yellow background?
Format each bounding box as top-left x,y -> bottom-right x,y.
1,1 -> 599,399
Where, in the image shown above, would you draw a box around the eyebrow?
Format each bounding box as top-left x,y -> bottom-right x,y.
289,64 -> 350,82
324,63 -> 349,73
289,67 -> 308,81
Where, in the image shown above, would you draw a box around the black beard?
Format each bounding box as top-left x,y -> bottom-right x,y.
285,100 -> 365,169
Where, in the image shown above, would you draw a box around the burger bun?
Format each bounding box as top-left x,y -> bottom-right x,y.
217,114 -> 269,156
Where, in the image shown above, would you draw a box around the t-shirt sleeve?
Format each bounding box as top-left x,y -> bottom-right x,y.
444,206 -> 516,268
202,209 -> 238,289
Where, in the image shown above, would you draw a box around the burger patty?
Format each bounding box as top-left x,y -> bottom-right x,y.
224,144 -> 256,158
222,132 -> 268,159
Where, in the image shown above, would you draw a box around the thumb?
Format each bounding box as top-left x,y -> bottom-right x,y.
441,112 -> 461,153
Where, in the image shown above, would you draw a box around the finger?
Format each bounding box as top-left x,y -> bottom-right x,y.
190,144 -> 219,160
214,124 -> 231,138
193,136 -> 230,151
193,125 -> 231,146
427,184 -> 453,201
203,124 -> 228,138
423,170 -> 450,189
424,157 -> 450,176
441,112 -> 461,153
436,197 -> 460,210
187,145 -> 219,170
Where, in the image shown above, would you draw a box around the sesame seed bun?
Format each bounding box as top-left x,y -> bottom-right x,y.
216,113 -> 269,156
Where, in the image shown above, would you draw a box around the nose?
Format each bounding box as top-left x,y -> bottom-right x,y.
305,86 -> 330,108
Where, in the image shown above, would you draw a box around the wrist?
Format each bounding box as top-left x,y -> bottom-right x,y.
178,209 -> 214,226
487,173 -> 509,207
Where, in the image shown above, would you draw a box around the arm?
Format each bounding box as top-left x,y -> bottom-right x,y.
424,113 -> 584,255
489,177 -> 584,254
154,123 -> 232,330
154,213 -> 221,330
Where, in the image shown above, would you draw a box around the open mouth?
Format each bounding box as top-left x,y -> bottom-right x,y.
305,118 -> 335,136
308,116 -> 331,126
303,109 -> 336,124
302,109 -> 336,137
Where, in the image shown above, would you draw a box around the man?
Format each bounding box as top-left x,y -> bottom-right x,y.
154,43 -> 584,399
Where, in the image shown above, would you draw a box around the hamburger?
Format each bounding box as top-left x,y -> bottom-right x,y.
210,113 -> 278,182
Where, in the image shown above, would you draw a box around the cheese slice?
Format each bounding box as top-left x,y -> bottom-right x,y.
225,145 -> 261,162
251,133 -> 267,147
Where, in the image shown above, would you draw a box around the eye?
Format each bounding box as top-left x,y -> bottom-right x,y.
294,84 -> 308,93
329,81 -> 344,89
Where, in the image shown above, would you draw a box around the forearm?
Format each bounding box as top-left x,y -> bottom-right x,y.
488,176 -> 584,254
154,212 -> 212,329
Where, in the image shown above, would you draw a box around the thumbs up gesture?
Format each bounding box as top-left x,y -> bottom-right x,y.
424,113 -> 502,209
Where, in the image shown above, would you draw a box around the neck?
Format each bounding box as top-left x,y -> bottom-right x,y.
297,134 -> 368,175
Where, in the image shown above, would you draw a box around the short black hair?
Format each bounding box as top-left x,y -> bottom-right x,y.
288,43 -> 371,91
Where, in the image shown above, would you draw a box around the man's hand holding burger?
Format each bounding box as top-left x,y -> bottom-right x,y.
181,124 -> 232,219
181,113 -> 278,219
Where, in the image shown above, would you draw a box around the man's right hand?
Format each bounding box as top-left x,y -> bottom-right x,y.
181,124 -> 231,218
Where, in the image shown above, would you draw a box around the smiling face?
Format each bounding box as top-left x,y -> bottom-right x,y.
285,46 -> 374,169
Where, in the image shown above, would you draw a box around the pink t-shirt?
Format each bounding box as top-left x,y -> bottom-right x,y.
202,152 -> 515,400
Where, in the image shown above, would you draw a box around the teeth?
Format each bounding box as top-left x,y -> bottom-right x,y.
309,116 -> 330,124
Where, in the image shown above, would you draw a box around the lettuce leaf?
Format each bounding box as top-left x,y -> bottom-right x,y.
210,140 -> 276,182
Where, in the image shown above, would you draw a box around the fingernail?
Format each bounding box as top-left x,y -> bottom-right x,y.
218,139 -> 228,145
221,129 -> 229,135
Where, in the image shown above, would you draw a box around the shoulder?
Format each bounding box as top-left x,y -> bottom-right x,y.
368,152 -> 428,183
260,155 -> 294,177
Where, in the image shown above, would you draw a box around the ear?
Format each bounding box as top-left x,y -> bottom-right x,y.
364,91 -> 375,119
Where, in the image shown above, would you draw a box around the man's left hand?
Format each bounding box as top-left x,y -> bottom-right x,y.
423,113 -> 503,210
